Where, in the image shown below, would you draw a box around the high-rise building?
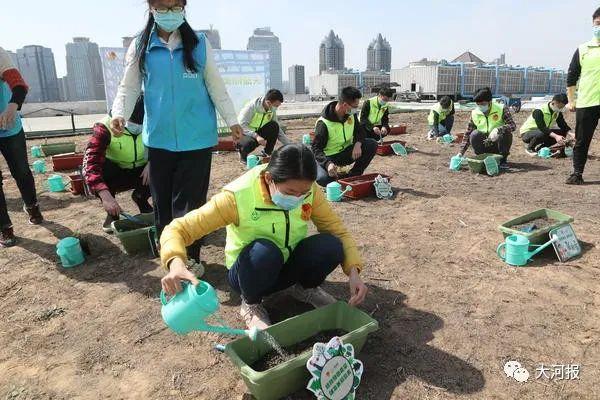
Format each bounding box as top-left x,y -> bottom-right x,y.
15,45 -> 59,102
65,37 -> 106,101
288,65 -> 306,95
247,27 -> 282,90
58,76 -> 72,102
319,30 -> 345,73
196,26 -> 221,49
367,34 -> 392,72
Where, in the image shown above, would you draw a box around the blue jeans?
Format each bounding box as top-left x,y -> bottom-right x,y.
228,234 -> 344,304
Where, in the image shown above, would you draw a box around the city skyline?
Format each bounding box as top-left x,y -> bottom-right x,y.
2,0 -> 591,83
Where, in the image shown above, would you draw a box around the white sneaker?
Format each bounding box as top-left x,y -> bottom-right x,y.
290,284 -> 337,308
525,149 -> 538,157
186,259 -> 205,278
427,130 -> 436,140
240,301 -> 271,330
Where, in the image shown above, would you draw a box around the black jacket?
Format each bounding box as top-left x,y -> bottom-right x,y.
359,98 -> 389,131
567,49 -> 580,87
532,103 -> 571,135
312,101 -> 365,168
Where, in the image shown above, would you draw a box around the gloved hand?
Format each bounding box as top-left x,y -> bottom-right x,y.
488,128 -> 500,142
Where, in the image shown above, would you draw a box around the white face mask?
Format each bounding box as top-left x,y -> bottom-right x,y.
477,104 -> 489,113
125,122 -> 143,135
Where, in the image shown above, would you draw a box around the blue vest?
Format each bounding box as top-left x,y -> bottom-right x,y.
143,30 -> 217,151
0,81 -> 22,138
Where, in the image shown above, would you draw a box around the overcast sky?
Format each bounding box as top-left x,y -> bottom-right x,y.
2,0 -> 595,79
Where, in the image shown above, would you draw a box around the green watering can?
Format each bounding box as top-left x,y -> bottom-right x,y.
161,281 -> 259,340
302,134 -> 312,145
47,174 -> 67,192
56,237 -> 85,268
33,160 -> 46,174
326,182 -> 351,202
441,134 -> 455,144
391,142 -> 408,156
538,147 -> 552,159
497,234 -> 557,266
565,146 -> 574,158
449,155 -> 465,171
31,145 -> 43,158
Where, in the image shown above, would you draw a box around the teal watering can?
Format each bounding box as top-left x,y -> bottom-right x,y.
302,134 -> 312,146
441,134 -> 455,144
326,182 -> 351,202
246,154 -> 260,169
538,147 -> 552,159
161,281 -> 259,340
497,234 -> 557,266
391,142 -> 408,156
47,174 -> 67,192
484,156 -> 499,176
449,155 -> 465,171
56,237 -> 85,268
33,160 -> 46,174
565,146 -> 574,158
31,145 -> 43,158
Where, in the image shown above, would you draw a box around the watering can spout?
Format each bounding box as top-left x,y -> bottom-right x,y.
196,321 -> 260,341
528,236 -> 558,259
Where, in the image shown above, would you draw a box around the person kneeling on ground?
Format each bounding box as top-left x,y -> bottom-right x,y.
458,87 -> 516,169
359,88 -> 393,141
427,96 -> 455,139
159,144 -> 368,330
237,89 -> 291,163
313,86 -> 378,187
520,93 -> 573,157
84,95 -> 152,233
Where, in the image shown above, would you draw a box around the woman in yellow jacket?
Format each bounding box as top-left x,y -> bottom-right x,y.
160,144 -> 368,330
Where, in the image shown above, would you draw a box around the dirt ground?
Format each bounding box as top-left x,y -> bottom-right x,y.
1,109 -> 599,400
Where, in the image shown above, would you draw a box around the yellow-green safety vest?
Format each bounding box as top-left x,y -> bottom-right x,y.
248,105 -> 274,131
316,115 -> 356,156
519,103 -> 559,136
223,164 -> 315,268
576,40 -> 600,108
99,116 -> 146,169
471,102 -> 506,135
361,96 -> 389,126
428,101 -> 453,125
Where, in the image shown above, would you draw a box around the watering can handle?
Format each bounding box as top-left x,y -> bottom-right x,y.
160,290 -> 170,305
497,243 -> 506,260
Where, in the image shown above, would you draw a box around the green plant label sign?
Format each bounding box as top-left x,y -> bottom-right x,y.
306,337 -> 363,400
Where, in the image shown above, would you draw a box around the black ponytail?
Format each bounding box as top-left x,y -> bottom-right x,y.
267,144 -> 317,183
136,1 -> 199,75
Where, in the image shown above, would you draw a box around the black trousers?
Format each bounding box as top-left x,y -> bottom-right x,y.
102,159 -> 152,213
469,130 -> 513,161
148,147 -> 213,262
0,130 -> 37,229
238,121 -> 280,159
316,139 -> 378,186
572,106 -> 600,175
522,129 -> 567,151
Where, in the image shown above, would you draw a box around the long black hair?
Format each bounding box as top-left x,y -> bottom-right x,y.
267,144 -> 317,183
136,0 -> 199,75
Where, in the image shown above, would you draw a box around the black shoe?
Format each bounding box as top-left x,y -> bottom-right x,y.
0,226 -> 16,247
23,204 -> 43,225
499,161 -> 510,171
103,214 -> 119,234
131,191 -> 153,214
566,173 -> 584,185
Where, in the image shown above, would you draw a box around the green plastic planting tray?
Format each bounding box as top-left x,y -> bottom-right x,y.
498,208 -> 574,245
41,142 -> 77,156
466,153 -> 503,174
111,213 -> 155,255
225,301 -> 379,400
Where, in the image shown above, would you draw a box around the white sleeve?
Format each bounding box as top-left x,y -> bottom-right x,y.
112,41 -> 142,120
0,47 -> 16,75
203,40 -> 238,127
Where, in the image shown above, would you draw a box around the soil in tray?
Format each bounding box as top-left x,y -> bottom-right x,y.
251,329 -> 347,372
510,217 -> 558,232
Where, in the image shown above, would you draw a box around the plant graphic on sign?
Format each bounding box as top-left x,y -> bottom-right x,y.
306,337 -> 363,400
